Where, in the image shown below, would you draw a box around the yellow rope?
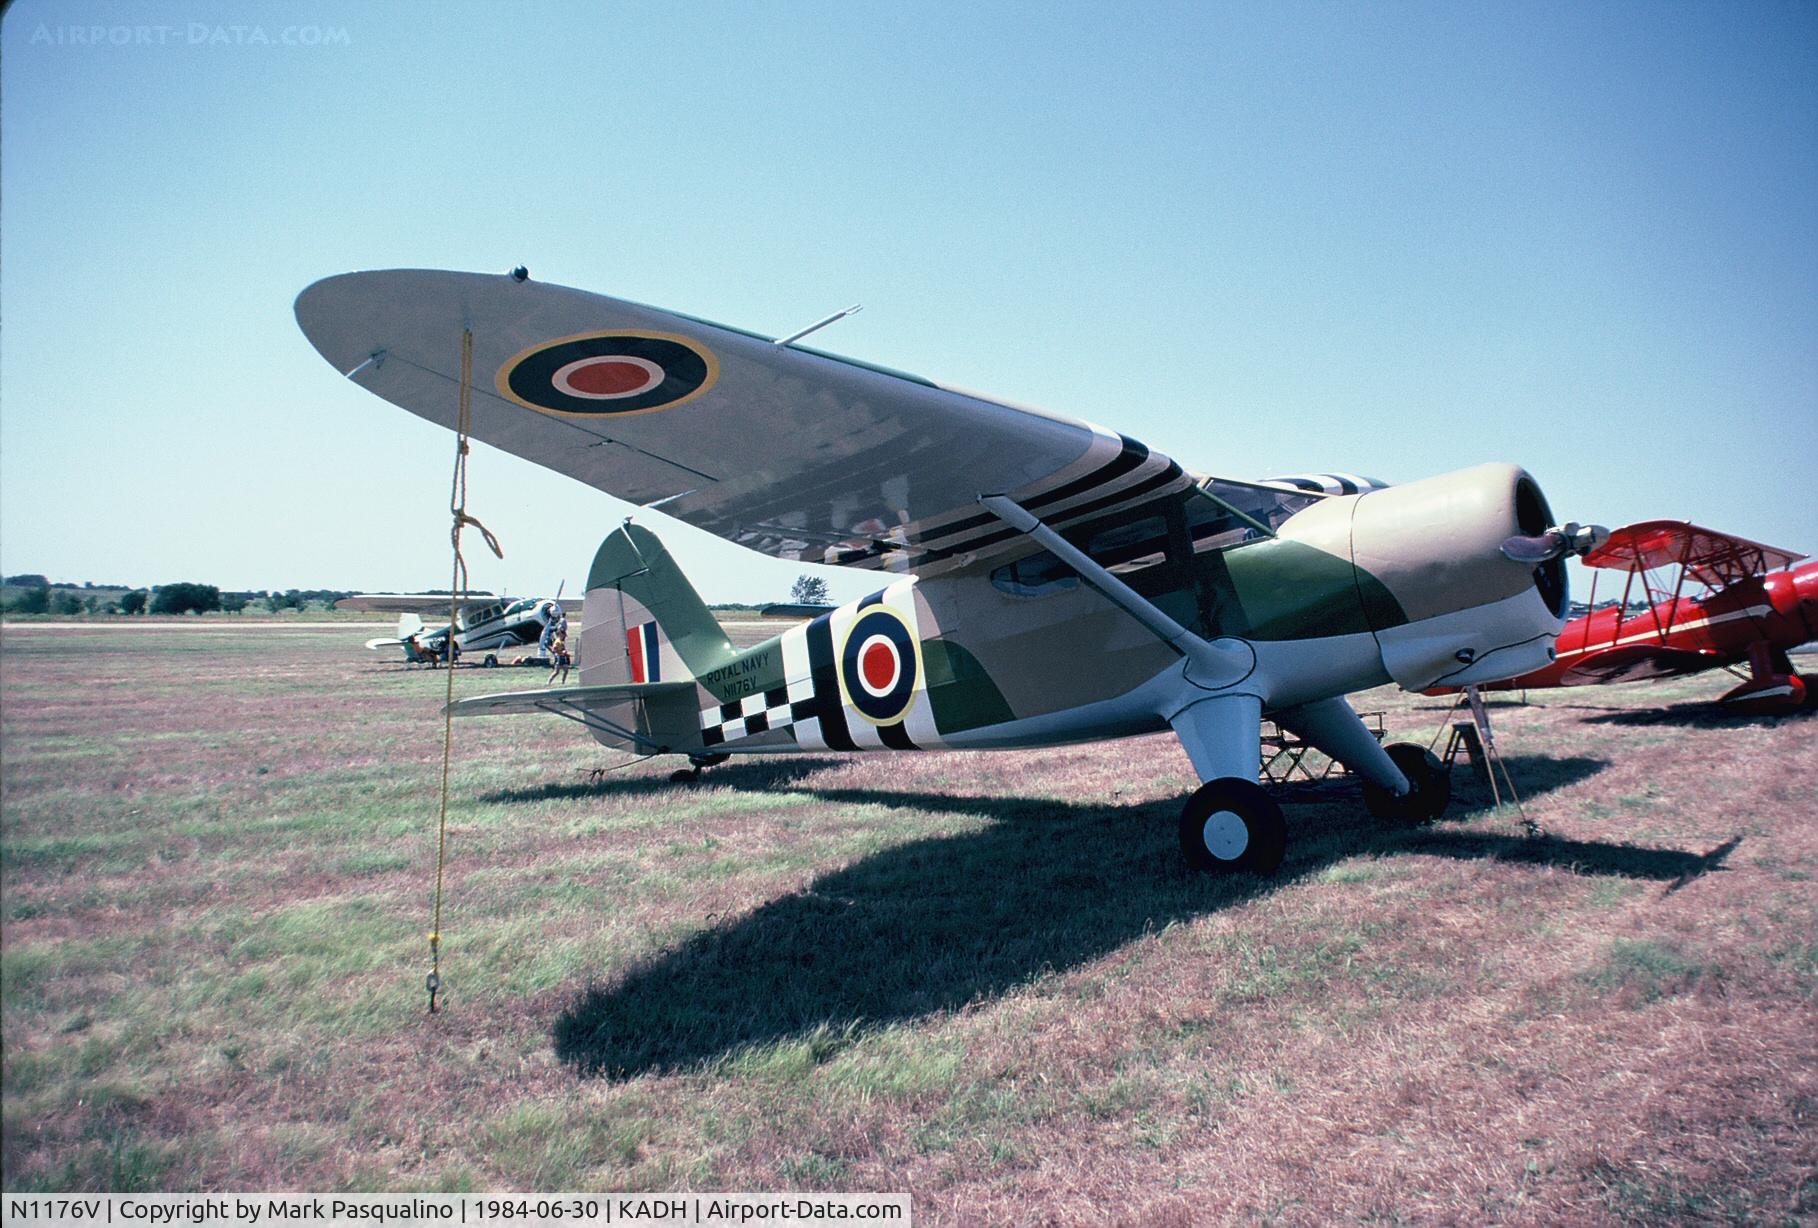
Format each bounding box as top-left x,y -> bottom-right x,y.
427,328 -> 503,1014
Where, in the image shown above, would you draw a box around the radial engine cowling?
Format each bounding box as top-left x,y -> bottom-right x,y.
1276,462 -> 1572,692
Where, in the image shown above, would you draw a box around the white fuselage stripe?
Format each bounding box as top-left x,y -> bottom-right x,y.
1560,604 -> 1769,657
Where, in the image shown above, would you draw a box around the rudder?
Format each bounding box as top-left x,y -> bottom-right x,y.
580,522 -> 735,688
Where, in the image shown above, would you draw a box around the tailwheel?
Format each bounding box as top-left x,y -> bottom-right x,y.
1362,743 -> 1451,824
669,753 -> 729,784
1179,778 -> 1286,875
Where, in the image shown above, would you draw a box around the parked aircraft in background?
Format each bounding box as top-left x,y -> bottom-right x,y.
1435,521 -> 1816,714
298,267 -> 1603,874
337,592 -> 563,666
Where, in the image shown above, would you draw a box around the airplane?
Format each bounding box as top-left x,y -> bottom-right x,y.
296,267 -> 1604,875
336,592 -> 564,666
1432,520 -> 1817,714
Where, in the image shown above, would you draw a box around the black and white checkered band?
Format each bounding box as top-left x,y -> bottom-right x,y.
699,678 -> 817,747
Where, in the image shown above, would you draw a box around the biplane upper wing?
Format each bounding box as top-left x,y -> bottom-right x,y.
1582,520 -> 1806,590
296,270 -> 1194,578
335,593 -> 497,615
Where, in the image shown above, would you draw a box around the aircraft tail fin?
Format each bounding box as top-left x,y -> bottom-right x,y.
581,523 -> 735,687
396,612 -> 425,640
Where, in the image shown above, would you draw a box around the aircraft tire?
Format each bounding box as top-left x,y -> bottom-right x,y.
483,654 -> 498,668
1363,743 -> 1450,824
1179,778 -> 1285,875
669,768 -> 701,784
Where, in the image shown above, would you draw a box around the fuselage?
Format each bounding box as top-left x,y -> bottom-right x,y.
652,464 -> 1573,758
403,598 -> 560,661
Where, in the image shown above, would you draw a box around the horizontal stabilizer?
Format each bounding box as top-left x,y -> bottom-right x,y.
365,636 -> 406,650
448,680 -> 693,718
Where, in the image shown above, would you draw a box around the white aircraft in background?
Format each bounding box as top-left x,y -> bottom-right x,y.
337,592 -> 564,666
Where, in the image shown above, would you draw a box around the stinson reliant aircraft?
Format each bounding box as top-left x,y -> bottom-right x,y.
297,268 -> 1600,874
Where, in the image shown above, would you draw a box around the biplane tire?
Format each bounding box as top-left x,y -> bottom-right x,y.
483,654 -> 498,668
1179,778 -> 1285,875
1362,743 -> 1450,824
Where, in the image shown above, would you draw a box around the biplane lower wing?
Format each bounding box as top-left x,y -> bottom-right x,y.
1556,644 -> 1723,686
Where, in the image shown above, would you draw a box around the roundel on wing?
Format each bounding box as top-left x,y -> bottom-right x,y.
496,331 -> 718,416
839,606 -> 920,725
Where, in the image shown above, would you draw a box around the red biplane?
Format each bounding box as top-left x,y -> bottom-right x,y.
1439,520 -> 1818,714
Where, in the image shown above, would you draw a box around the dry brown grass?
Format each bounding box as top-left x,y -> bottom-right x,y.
2,625 -> 1814,1223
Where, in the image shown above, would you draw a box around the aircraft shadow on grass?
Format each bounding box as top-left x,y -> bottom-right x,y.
549,752 -> 1737,1080
1580,702 -> 1815,730
482,757 -> 845,804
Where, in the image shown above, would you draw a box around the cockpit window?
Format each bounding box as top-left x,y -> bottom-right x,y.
1190,478 -> 1322,543
458,601 -> 506,629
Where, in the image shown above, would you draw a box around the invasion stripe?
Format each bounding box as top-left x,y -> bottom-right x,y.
876,425 -> 1133,548
805,614 -> 857,751
904,436 -> 1155,551
878,721 -> 918,750
945,462 -> 1192,558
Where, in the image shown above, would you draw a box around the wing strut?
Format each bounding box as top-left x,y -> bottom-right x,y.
976,494 -> 1254,693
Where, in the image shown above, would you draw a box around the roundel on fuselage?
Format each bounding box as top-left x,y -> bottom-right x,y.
838,605 -> 919,725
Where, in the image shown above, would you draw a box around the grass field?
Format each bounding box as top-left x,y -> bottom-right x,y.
2,625 -> 1813,1222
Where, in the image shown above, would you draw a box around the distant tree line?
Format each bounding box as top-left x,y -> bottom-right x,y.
2,579 -> 355,616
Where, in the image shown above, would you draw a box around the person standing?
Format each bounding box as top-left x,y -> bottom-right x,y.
546,626 -> 571,685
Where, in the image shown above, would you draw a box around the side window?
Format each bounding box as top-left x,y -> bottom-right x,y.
990,551 -> 1080,598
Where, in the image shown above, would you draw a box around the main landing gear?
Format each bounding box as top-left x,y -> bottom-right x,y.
1719,643 -> 1812,716
1179,778 -> 1287,874
1362,743 -> 1451,824
1171,694 -> 1452,876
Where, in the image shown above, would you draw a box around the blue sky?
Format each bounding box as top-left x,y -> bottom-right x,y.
3,1 -> 1814,603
